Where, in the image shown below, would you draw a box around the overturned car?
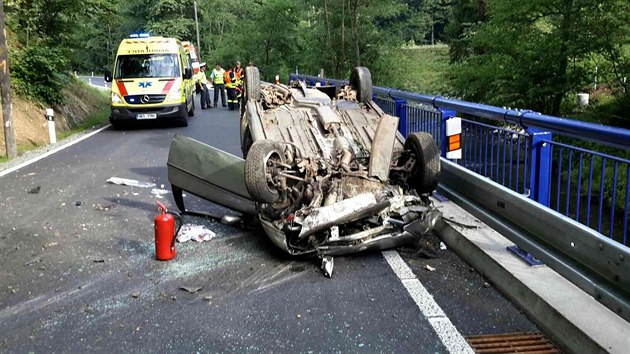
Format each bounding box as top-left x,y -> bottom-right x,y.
167,67 -> 441,274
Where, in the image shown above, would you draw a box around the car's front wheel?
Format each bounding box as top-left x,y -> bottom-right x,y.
245,139 -> 285,203
404,132 -> 440,194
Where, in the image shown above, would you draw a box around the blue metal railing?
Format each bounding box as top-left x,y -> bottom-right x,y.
290,73 -> 630,245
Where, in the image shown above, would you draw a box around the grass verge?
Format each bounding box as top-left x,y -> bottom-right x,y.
57,106 -> 109,141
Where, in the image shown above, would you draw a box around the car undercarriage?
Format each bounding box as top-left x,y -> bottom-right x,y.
167,67 -> 442,276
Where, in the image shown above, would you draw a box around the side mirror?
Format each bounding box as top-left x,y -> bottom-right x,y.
104,70 -> 112,83
184,67 -> 193,80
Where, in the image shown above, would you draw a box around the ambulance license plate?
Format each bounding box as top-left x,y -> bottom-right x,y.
137,113 -> 157,120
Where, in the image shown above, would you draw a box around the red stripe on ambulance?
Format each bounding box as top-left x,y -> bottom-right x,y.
161,80 -> 175,95
115,80 -> 128,96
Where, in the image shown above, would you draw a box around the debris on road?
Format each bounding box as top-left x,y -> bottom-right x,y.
179,286 -> 203,293
176,224 -> 216,243
27,186 -> 41,194
320,256 -> 334,278
75,201 -> 83,206
93,259 -> 105,263
131,292 -> 140,298
24,256 -> 42,266
425,264 -> 436,272
150,188 -> 170,198
440,242 -> 447,250
107,177 -> 155,188
94,203 -> 115,211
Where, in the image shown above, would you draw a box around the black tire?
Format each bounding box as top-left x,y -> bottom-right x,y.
349,66 -> 373,103
244,66 -> 261,102
110,119 -> 127,130
111,122 -> 123,130
245,140 -> 284,203
176,110 -> 189,127
404,132 -> 440,194
188,99 -> 195,117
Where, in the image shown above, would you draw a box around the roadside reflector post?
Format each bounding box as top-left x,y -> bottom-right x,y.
445,117 -> 462,160
439,108 -> 456,158
45,108 -> 56,144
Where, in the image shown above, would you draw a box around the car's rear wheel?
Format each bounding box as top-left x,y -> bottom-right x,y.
350,67 -> 373,103
245,139 -> 284,203
244,66 -> 261,102
404,132 -> 440,194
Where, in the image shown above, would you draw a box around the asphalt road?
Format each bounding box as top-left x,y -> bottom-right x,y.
79,75 -> 110,90
0,98 -> 537,352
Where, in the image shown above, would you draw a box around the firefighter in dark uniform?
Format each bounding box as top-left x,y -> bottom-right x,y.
224,65 -> 238,111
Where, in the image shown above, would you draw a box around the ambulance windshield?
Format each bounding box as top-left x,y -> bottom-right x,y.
115,54 -> 180,79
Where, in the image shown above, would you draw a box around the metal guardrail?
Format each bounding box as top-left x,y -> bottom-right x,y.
439,159 -> 630,322
290,73 -> 630,247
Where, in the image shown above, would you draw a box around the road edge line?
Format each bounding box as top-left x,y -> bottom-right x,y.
382,250 -> 475,354
0,124 -> 111,178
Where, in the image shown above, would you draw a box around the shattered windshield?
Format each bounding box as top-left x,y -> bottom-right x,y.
115,54 -> 180,79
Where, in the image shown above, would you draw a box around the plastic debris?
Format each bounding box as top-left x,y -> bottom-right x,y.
150,188 -> 170,199
425,264 -> 436,272
179,286 -> 203,293
176,224 -> 216,243
107,177 -> 155,189
321,256 -> 334,278
440,242 -> 447,250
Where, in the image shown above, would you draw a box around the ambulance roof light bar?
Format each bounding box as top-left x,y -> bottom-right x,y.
129,33 -> 150,38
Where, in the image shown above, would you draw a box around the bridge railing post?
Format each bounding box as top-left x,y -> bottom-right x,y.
439,108 -> 456,158
395,99 -> 407,137
527,127 -> 552,205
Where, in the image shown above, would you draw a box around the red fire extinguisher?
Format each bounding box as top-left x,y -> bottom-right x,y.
154,201 -> 182,261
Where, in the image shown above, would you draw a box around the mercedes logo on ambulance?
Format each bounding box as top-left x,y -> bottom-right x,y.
141,95 -> 150,104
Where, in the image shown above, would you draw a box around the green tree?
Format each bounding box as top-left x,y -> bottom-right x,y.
146,0 -> 196,40
450,0 -> 630,116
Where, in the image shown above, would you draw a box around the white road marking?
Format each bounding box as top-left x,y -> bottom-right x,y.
382,250 -> 474,354
0,125 -> 111,178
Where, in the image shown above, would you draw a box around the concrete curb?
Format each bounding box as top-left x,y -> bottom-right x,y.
433,197 -> 630,354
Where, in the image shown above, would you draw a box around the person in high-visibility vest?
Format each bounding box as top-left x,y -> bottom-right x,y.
233,61 -> 244,109
224,65 -> 238,111
210,63 -> 227,108
195,63 -> 211,109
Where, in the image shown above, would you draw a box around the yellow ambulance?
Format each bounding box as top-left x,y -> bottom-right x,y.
105,34 -> 195,128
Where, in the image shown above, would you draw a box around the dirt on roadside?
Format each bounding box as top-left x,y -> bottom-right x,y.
0,80 -> 108,156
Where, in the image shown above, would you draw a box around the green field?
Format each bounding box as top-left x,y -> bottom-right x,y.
398,45 -> 452,96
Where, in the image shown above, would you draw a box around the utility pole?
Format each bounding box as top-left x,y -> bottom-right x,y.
0,0 -> 16,159
194,0 -> 201,59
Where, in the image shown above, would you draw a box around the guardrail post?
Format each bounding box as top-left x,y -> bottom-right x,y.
528,127 -> 552,205
395,99 -> 407,137
439,108 -> 456,157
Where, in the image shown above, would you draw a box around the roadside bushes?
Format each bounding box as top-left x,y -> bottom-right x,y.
10,45 -> 70,105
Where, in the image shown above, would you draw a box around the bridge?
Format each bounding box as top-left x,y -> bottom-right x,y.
0,74 -> 628,353
292,72 -> 630,352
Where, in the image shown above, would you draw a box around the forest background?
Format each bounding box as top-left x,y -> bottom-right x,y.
3,0 -> 630,126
